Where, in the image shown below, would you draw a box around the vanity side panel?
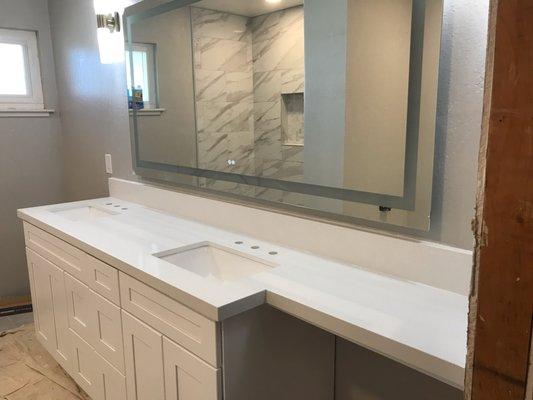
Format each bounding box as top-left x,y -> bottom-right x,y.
222,305 -> 335,400
334,337 -> 463,400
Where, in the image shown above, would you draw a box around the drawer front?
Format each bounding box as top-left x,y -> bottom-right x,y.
65,273 -> 125,373
120,273 -> 220,367
69,330 -> 127,400
86,255 -> 120,306
24,222 -> 88,282
163,337 -> 221,400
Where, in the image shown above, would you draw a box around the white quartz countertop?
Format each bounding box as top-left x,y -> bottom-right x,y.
18,198 -> 468,389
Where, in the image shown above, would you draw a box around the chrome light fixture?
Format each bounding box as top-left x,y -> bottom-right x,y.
96,12 -> 121,33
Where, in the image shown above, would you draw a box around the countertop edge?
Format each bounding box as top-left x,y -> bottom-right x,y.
266,291 -> 465,390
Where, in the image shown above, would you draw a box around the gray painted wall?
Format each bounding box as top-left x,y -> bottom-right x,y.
46,0 -> 487,251
335,337 -> 462,399
0,0 -> 64,300
47,0 -> 137,202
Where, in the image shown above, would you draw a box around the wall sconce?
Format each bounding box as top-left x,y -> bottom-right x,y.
96,12 -> 121,33
94,0 -> 132,64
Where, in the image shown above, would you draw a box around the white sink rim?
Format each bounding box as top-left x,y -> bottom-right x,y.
153,241 -> 278,282
51,205 -> 119,221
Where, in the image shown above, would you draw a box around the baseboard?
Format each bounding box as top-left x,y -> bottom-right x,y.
0,296 -> 33,317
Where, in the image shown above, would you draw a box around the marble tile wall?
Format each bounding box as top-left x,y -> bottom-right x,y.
192,5 -> 305,198
250,6 -> 305,187
192,7 -> 255,177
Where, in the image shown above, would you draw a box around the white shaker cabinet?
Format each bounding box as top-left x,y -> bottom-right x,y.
69,329 -> 127,400
65,273 -> 125,372
26,248 -> 72,371
163,337 -> 222,400
122,310 -> 166,400
23,222 -> 329,400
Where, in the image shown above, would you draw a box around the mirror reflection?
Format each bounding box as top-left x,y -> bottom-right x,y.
127,0 -> 442,230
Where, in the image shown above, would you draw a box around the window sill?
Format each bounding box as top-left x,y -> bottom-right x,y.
0,109 -> 55,118
129,108 -> 166,116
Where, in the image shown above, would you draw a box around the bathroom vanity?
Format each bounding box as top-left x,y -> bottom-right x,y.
18,179 -> 470,400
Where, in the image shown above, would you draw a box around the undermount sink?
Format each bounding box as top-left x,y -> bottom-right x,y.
52,205 -> 118,222
154,242 -> 277,282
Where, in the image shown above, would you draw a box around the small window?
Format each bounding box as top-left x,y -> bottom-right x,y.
0,28 -> 44,111
125,43 -> 157,109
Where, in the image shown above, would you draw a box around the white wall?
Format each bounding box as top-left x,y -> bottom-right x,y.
0,0 -> 65,300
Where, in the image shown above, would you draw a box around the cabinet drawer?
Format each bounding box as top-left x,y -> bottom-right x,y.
87,256 -> 120,305
24,223 -> 120,305
69,330 -> 127,400
164,337 -> 221,400
119,272 -> 220,367
65,273 -> 125,373
24,222 -> 88,283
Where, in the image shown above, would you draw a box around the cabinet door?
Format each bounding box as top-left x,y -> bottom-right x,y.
91,290 -> 125,373
122,311 -> 165,400
65,272 -> 124,372
70,330 -> 127,400
26,248 -> 73,371
65,272 -> 93,342
69,330 -> 102,400
163,337 -> 221,400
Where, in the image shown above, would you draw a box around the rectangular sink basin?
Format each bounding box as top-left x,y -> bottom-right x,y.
154,242 -> 276,282
52,206 -> 118,222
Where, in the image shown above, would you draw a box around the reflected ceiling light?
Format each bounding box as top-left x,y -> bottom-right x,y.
266,0 -> 282,4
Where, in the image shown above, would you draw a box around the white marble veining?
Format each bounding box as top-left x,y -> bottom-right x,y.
18,196 -> 469,388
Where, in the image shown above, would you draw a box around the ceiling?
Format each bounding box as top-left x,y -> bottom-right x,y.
193,0 -> 303,17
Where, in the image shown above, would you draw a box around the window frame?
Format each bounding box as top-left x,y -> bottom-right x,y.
126,42 -> 158,110
0,28 -> 44,111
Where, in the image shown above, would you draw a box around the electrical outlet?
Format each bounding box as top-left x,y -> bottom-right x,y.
105,154 -> 113,174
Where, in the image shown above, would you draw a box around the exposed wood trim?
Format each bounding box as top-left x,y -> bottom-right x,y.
466,0 -> 533,399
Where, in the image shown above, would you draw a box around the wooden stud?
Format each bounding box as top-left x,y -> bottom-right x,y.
466,0 -> 533,399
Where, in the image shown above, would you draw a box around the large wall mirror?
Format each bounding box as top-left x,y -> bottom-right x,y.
124,0 -> 443,231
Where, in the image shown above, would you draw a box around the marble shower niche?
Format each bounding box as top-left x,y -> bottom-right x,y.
281,93 -> 304,146
191,5 -> 305,190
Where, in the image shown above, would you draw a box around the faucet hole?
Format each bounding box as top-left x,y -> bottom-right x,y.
269,251 -> 278,255
235,241 -> 244,245
251,246 -> 260,250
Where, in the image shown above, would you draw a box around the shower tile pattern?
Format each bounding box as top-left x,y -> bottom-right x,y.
192,6 -> 305,198
192,7 -> 254,177
250,6 -> 305,186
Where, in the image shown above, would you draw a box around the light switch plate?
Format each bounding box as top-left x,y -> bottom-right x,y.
105,154 -> 113,174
